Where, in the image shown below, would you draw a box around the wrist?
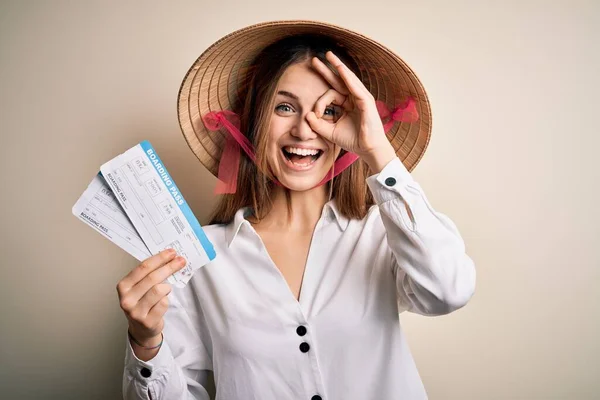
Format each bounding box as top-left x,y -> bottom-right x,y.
361,144 -> 396,174
128,330 -> 163,349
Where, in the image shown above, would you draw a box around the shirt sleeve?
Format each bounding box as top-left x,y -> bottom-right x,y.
122,289 -> 213,400
366,156 -> 476,316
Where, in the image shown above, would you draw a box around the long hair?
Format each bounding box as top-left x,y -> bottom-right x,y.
208,34 -> 374,225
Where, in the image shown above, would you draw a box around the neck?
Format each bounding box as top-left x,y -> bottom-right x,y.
250,185 -> 330,233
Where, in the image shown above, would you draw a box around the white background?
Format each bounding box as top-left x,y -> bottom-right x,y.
1,0 -> 598,398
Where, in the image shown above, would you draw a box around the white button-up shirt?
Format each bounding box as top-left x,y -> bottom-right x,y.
122,157 -> 476,400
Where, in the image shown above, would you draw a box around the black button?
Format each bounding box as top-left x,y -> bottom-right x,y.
296,325 -> 307,336
311,396 -> 323,400
384,177 -> 396,186
140,367 -> 151,378
299,342 -> 310,353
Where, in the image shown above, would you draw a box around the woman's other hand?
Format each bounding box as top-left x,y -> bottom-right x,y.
116,249 -> 187,360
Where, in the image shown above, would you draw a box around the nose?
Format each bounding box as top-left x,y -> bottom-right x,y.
290,115 -> 318,141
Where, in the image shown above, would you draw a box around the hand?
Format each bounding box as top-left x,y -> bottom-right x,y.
116,249 -> 187,352
306,51 -> 396,171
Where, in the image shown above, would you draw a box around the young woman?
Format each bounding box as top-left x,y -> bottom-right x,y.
118,21 -> 476,400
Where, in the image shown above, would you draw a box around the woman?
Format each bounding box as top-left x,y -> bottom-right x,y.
118,21 -> 476,400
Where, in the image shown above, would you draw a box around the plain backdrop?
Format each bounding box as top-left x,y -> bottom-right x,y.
1,1 -> 598,399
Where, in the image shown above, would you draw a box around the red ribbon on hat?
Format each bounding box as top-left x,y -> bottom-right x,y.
376,97 -> 419,132
202,97 -> 418,194
202,110 -> 256,194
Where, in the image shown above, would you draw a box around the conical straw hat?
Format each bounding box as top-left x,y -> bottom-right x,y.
177,20 -> 431,177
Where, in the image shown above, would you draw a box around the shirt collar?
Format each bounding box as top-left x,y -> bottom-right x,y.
324,198 -> 350,232
225,206 -> 253,248
225,199 -> 349,248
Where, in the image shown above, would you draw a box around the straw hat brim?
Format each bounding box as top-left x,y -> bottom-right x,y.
177,20 -> 432,177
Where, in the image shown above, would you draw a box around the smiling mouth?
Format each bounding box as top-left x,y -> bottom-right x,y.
281,147 -> 325,168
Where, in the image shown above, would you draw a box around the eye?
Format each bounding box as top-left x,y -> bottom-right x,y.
275,103 -> 294,113
323,105 -> 342,119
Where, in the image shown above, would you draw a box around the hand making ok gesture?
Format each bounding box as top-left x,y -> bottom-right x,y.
306,51 -> 397,172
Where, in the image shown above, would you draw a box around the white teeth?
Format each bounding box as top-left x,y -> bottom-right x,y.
290,157 -> 318,167
283,146 -> 320,156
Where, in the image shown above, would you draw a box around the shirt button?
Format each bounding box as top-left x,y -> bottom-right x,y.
311,396 -> 323,400
384,177 -> 396,186
140,367 -> 151,378
296,325 -> 307,336
299,342 -> 310,353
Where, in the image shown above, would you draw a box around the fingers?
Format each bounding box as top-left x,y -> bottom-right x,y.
324,51 -> 373,103
126,256 -> 187,305
127,284 -> 170,333
117,250 -> 181,343
308,88 -> 350,140
118,249 -> 177,292
147,295 -> 170,322
135,283 -> 172,317
311,56 -> 349,96
313,88 -> 347,119
306,110 -> 339,142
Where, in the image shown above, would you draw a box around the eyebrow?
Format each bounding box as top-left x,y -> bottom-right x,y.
277,90 -> 299,101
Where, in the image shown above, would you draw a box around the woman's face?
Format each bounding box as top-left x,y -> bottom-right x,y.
266,60 -> 342,192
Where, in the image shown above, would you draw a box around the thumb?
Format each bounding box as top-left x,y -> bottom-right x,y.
306,111 -> 335,141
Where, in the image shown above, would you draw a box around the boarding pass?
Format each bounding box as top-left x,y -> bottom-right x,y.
72,141 -> 216,287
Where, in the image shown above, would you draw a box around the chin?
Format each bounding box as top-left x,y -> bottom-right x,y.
277,174 -> 326,192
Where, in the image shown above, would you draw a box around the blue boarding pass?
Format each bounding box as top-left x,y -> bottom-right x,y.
98,140 -> 216,287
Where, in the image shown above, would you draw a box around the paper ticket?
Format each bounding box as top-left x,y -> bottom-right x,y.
72,173 -> 152,261
99,140 -> 216,287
